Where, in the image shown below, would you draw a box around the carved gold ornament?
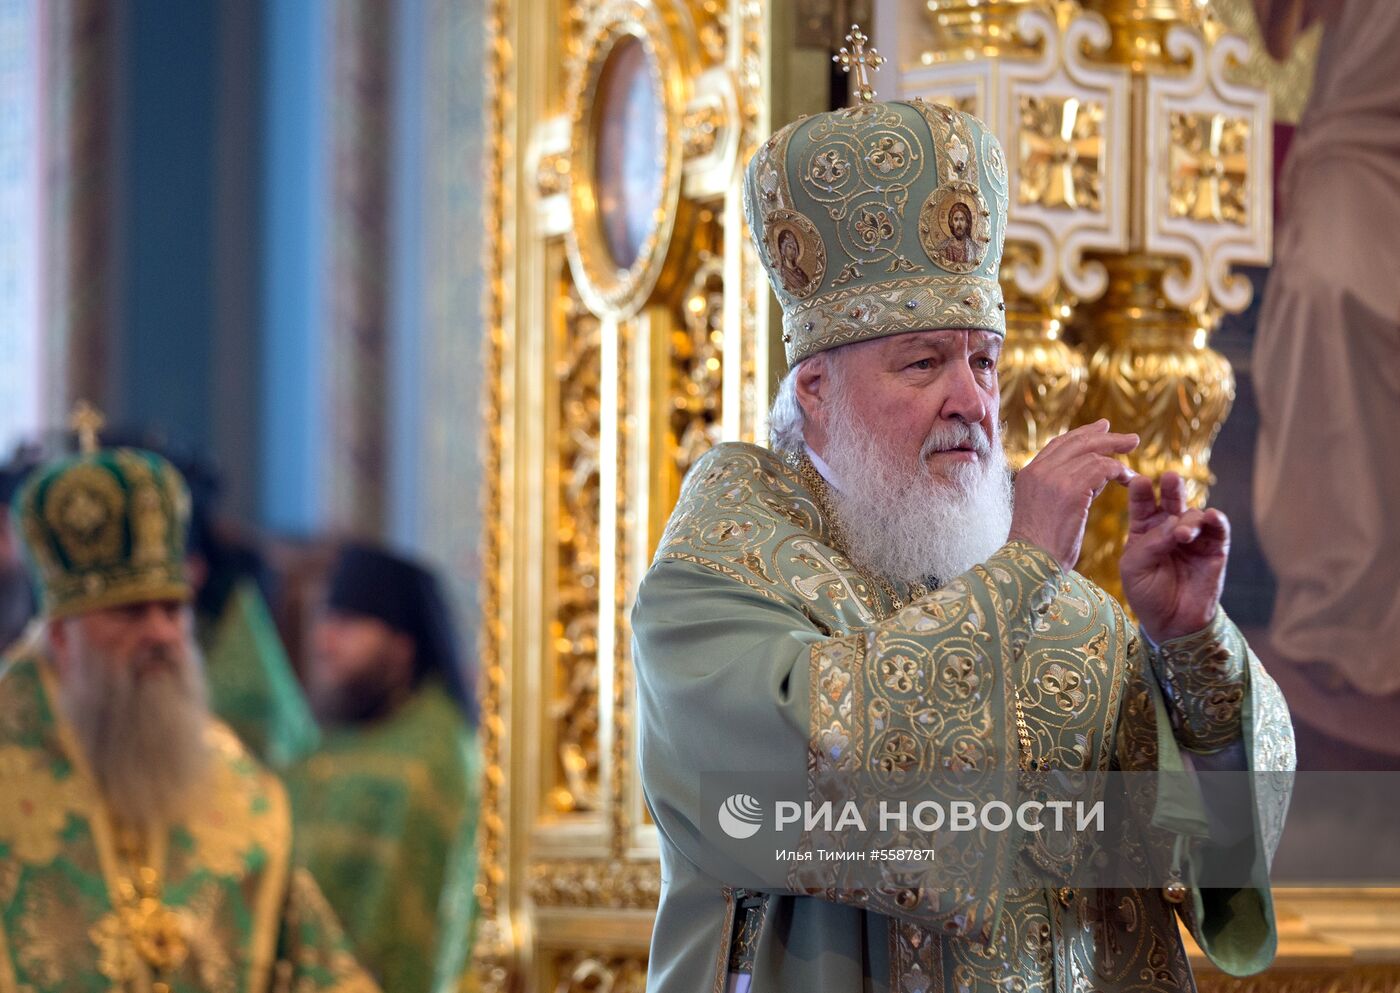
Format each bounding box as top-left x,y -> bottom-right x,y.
1018,94 -> 1105,211
1168,111 -> 1250,225
563,0 -> 695,318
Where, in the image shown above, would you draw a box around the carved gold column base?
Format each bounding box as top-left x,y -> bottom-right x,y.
1072,254 -> 1234,600
998,243 -> 1089,471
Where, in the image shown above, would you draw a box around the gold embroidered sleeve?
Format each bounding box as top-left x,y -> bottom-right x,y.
1146,611 -> 1249,752
1110,612 -> 1297,978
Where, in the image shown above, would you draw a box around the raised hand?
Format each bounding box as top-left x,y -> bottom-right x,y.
1119,471 -> 1229,644
1008,420 -> 1139,572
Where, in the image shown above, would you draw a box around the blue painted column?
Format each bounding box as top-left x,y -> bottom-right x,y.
259,0 -> 329,535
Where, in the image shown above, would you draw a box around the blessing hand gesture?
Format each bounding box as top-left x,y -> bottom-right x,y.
1120,471 -> 1229,644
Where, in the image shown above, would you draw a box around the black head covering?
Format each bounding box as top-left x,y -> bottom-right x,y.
0,444 -> 43,506
325,542 -> 479,725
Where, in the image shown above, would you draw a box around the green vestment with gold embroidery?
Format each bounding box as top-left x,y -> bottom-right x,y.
0,647 -> 379,993
285,681 -> 482,993
633,443 -> 1295,993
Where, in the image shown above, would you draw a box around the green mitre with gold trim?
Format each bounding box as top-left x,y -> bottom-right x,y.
743,30 -> 1008,366
13,402 -> 192,619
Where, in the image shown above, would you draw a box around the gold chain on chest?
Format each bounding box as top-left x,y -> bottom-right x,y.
112,823 -> 187,989
787,451 -> 1035,773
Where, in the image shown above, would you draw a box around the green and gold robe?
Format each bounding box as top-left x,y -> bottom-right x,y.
633,443 -> 1295,993
0,645 -> 379,993
285,681 -> 482,993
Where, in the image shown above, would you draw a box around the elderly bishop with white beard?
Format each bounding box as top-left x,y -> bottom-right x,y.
632,81 -> 1296,993
0,420 -> 378,993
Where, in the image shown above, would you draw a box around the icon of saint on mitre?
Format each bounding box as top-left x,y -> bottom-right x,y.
763,211 -> 826,299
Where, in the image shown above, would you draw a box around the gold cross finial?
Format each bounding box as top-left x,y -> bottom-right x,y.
834,25 -> 884,105
69,400 -> 106,455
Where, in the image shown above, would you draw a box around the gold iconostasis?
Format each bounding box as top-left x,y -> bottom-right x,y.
476,1 -> 1400,991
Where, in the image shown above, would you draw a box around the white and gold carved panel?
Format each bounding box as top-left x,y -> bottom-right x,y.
1143,24 -> 1271,312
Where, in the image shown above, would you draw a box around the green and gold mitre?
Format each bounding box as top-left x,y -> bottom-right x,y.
744,79 -> 1009,365
12,403 -> 192,619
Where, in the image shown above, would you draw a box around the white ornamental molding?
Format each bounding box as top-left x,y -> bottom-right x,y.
1144,24 -> 1272,313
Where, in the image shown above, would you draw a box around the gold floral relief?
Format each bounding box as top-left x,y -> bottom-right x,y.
1168,111 -> 1250,225
549,277 -> 604,816
1018,94 -> 1105,211
672,244 -> 726,482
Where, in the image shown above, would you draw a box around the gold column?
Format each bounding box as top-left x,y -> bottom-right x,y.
998,242 -> 1088,470
1073,254 -> 1234,596
1070,0 -> 1237,599
481,1 -> 777,989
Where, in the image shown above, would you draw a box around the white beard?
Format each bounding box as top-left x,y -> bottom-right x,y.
56,637 -> 211,832
819,398 -> 1014,587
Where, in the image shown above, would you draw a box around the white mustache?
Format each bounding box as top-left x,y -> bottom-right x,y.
919,422 -> 993,460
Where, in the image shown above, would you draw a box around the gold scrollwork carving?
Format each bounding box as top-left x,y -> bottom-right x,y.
673,245 -> 726,484
538,151 -> 572,199
528,859 -> 662,910
550,952 -> 649,993
551,280 -> 605,816
1073,254 -> 1235,599
682,104 -> 724,159
998,244 -> 1088,470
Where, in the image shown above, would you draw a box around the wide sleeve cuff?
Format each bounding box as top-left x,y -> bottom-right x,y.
1147,610 -> 1249,752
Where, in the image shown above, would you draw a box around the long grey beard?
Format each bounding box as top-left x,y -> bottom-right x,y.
821,406 -> 1014,587
57,639 -> 211,833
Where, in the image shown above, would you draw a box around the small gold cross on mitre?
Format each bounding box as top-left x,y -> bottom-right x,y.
69,400 -> 106,455
834,24 -> 885,105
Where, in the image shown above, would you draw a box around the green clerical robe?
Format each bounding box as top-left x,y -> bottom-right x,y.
203,581 -> 320,771
0,646 -> 379,993
633,443 -> 1295,993
285,681 -> 482,993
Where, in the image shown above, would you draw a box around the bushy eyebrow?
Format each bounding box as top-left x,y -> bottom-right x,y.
887,331 -> 960,358
886,330 -> 1001,360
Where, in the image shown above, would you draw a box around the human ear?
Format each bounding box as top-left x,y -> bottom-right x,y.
793,355 -> 828,424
